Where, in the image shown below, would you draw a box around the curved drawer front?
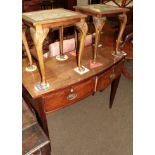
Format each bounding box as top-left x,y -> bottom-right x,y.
96,61 -> 124,91
44,78 -> 95,112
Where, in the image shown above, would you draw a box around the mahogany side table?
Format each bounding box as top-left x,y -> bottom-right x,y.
22,44 -> 125,141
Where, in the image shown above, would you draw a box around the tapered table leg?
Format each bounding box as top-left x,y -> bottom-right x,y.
75,20 -> 88,72
112,13 -> 127,57
92,16 -> 106,63
109,75 -> 121,108
22,28 -> 37,72
30,25 -> 49,90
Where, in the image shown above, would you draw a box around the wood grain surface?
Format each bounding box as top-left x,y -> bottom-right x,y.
23,45 -> 124,98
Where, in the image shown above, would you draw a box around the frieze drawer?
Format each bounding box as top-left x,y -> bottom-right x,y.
44,78 -> 95,112
96,61 -> 124,91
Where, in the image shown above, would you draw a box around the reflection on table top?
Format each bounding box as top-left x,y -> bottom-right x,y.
22,45 -> 124,98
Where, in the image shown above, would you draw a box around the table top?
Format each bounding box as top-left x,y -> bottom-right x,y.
74,4 -> 129,16
22,45 -> 124,99
22,8 -> 87,26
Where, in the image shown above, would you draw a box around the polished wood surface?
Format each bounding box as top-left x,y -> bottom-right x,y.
23,44 -> 125,141
23,45 -> 124,98
22,100 -> 36,130
22,101 -> 50,155
22,17 -> 131,150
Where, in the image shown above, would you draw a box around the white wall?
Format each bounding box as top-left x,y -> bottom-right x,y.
77,0 -> 88,6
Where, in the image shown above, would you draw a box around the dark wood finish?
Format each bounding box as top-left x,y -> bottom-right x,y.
121,31 -> 133,81
22,101 -> 51,155
64,0 -> 77,10
23,43 -> 125,137
22,100 -> 36,129
23,124 -> 50,155
109,75 -> 121,108
53,0 -> 76,10
45,78 -> 95,112
96,60 -> 123,91
22,0 -> 41,12
22,89 -> 50,137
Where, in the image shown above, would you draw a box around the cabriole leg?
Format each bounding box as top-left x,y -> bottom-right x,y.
75,20 -> 88,72
22,28 -> 37,72
112,13 -> 127,57
30,25 -> 49,90
92,16 -> 106,63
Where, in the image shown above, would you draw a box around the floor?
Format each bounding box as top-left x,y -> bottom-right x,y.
47,67 -> 133,155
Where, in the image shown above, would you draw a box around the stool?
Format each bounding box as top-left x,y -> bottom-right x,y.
41,0 -> 55,9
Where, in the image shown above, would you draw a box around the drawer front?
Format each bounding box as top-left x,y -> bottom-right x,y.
96,61 -> 124,91
44,78 -> 95,112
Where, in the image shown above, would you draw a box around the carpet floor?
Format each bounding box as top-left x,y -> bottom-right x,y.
47,67 -> 133,155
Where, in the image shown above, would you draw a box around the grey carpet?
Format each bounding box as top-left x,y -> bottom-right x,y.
47,62 -> 133,155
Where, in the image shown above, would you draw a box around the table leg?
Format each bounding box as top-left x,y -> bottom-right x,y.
56,26 -> 68,61
109,75 -> 121,108
22,28 -> 37,72
35,100 -> 51,154
30,25 -> 49,90
74,27 -> 78,52
92,16 -> 106,63
59,26 -> 63,56
75,20 -> 88,72
112,13 -> 127,57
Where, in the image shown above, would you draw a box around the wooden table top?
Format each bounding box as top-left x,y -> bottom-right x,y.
74,4 -> 129,16
22,8 -> 87,26
22,45 -> 124,99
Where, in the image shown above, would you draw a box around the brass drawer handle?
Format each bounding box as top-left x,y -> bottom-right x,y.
67,88 -> 77,100
109,73 -> 115,79
67,93 -> 77,100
